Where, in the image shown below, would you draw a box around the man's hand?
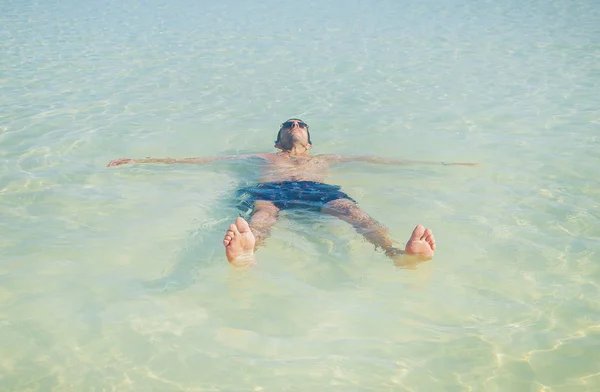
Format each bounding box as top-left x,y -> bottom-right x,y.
107,158 -> 136,167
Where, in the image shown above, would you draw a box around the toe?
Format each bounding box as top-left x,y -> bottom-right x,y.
235,217 -> 251,233
229,224 -> 240,236
409,224 -> 426,241
426,233 -> 436,250
422,228 -> 432,241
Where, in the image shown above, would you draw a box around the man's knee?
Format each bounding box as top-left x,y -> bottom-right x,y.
321,198 -> 359,216
251,201 -> 280,223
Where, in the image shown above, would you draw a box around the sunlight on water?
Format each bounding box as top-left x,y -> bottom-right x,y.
1,0 -> 600,390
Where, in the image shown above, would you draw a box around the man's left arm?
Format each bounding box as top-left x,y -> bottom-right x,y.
320,154 -> 479,167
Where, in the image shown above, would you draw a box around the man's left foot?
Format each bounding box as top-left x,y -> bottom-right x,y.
404,224 -> 436,259
386,225 -> 436,267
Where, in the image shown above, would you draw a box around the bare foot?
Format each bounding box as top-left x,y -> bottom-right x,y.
405,224 -> 436,258
386,224 -> 436,268
223,217 -> 256,267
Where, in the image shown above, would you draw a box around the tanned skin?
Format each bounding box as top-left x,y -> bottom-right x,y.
108,119 -> 478,267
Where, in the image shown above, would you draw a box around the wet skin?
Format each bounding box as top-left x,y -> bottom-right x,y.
108,119 -> 478,267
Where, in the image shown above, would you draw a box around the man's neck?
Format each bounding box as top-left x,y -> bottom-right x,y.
281,146 -> 310,156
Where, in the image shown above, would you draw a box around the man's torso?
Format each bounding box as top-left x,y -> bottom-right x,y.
258,153 -> 330,183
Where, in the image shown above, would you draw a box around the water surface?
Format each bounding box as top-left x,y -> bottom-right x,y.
1,0 -> 600,390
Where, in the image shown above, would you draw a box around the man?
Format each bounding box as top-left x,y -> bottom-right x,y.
108,118 -> 477,267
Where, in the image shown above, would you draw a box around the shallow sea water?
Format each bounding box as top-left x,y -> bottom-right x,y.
1,0 -> 600,390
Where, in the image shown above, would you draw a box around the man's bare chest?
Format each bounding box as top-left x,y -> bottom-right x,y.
273,156 -> 327,171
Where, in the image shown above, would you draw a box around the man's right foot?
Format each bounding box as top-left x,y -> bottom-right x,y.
223,217 -> 256,267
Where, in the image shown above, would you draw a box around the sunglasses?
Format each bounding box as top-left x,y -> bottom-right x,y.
281,121 -> 308,129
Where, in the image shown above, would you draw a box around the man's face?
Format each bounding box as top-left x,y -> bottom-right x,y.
277,119 -> 310,147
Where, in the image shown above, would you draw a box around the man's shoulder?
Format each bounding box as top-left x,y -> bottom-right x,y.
311,153 -> 340,162
255,152 -> 283,163
246,152 -> 275,159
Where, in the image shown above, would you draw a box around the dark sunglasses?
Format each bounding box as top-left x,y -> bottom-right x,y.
281,121 -> 308,129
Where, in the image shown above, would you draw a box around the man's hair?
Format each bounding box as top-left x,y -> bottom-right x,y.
274,118 -> 312,145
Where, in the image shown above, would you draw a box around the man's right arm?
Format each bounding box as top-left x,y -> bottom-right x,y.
106,154 -> 268,167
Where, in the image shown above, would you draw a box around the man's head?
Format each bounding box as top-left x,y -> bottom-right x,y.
274,118 -> 312,151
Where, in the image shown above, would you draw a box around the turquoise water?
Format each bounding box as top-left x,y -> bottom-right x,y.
2,0 -> 600,390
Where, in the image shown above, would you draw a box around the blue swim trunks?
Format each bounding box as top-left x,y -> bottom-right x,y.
237,181 -> 355,216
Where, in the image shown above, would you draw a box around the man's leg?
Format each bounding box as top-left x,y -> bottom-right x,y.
320,198 -> 436,266
223,201 -> 280,266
